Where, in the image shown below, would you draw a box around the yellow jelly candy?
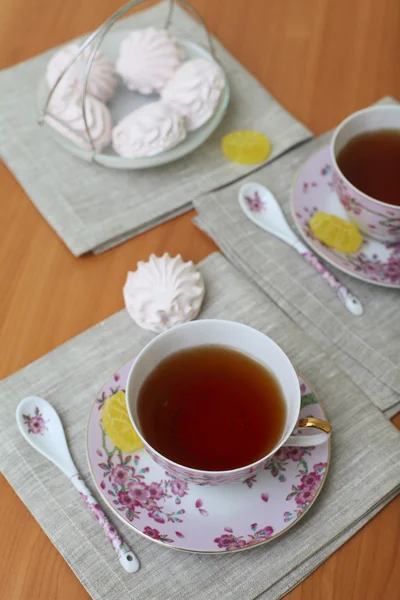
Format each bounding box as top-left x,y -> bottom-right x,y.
221,130 -> 271,164
309,212 -> 362,253
102,391 -> 143,452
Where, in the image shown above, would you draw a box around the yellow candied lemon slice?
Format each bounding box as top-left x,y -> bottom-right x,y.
102,391 -> 143,452
309,212 -> 362,253
221,130 -> 271,164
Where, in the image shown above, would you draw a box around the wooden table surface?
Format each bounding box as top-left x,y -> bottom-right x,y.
1,0 -> 399,598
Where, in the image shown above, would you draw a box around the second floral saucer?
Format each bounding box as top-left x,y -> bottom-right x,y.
291,145 -> 400,288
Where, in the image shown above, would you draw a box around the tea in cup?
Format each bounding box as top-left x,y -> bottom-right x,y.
126,320 -> 331,485
331,105 -> 400,242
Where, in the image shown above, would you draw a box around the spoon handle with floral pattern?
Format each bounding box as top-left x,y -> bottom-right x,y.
293,240 -> 364,316
71,474 -> 139,573
16,395 -> 140,573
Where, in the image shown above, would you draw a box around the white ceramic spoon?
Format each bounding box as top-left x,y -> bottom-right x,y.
238,182 -> 364,316
16,396 -> 139,573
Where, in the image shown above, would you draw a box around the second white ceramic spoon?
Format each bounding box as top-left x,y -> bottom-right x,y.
16,396 -> 140,573
238,182 -> 364,316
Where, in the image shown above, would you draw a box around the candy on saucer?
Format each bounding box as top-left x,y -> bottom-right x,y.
309,212 -> 362,253
112,101 -> 186,158
161,58 -> 225,131
123,253 -> 205,333
221,130 -> 271,164
44,91 -> 113,152
102,392 -> 143,452
116,27 -> 183,94
46,43 -> 117,104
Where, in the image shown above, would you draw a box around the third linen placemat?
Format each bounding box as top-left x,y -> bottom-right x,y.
0,1 -> 311,256
1,253 -> 399,600
194,97 -> 400,418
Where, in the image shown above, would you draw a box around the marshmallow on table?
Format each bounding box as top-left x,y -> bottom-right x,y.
116,27 -> 183,94
123,253 -> 205,333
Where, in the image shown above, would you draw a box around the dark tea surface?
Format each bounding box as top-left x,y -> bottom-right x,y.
137,346 -> 287,471
337,129 -> 400,206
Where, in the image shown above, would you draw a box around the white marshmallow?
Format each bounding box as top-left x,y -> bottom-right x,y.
161,58 -> 225,131
44,91 -> 112,152
112,101 -> 186,158
123,253 -> 205,333
116,27 -> 183,94
46,43 -> 117,104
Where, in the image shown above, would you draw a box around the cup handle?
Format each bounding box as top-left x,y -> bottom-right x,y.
283,417 -> 332,447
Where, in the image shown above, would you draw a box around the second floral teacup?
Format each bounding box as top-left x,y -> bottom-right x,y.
331,105 -> 400,243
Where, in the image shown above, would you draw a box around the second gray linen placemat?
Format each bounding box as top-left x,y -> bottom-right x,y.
0,1 -> 311,256
1,253 -> 399,600
194,97 -> 400,418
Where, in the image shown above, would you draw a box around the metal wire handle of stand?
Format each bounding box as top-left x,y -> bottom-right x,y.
38,0 -> 216,162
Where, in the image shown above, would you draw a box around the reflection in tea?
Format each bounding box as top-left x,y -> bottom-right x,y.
337,129 -> 400,206
137,345 -> 287,471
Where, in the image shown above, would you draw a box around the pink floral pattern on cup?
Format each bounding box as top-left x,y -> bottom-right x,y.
86,358 -> 330,552
147,448 -> 268,486
332,171 -> 400,243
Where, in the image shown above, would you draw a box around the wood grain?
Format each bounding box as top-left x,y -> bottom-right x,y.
0,0 -> 399,598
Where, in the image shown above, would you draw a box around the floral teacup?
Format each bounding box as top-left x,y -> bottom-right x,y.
331,105 -> 400,243
126,320 -> 331,486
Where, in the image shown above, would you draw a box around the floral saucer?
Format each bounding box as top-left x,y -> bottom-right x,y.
87,359 -> 330,553
291,145 -> 400,288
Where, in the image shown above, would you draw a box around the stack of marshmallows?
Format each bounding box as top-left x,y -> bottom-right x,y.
45,27 -> 226,157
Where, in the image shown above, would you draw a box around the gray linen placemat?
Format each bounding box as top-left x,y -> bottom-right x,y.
0,1 -> 311,256
194,97 -> 400,419
1,253 -> 399,600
